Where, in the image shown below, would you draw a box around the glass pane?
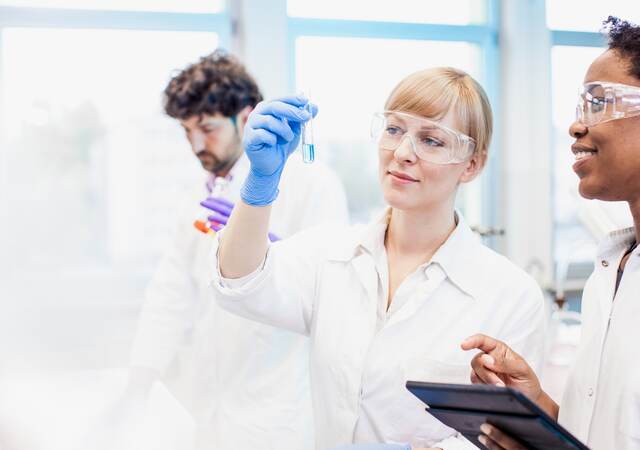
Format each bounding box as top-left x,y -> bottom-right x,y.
0,28 -> 217,368
295,37 -> 483,223
0,0 -> 224,13
551,45 -> 633,270
546,0 -> 640,32
288,0 -> 486,25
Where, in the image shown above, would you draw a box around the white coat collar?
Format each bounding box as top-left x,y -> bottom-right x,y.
429,212 -> 484,298
596,226 -> 637,259
327,207 -> 485,298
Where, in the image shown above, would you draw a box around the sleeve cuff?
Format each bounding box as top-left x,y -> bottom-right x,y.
210,231 -> 270,294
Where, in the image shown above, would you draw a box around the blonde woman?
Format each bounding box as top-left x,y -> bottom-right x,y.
212,68 -> 546,450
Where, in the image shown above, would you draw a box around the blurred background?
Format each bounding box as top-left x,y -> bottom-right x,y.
0,0 -> 638,448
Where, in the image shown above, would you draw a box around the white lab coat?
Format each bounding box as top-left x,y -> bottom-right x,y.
559,226 -> 640,450
130,154 -> 349,450
212,210 -> 546,450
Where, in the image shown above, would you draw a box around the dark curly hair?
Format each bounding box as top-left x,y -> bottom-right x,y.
604,16 -> 640,79
163,49 -> 263,120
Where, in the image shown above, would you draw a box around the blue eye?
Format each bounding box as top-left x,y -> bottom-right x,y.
385,125 -> 403,136
422,136 -> 444,147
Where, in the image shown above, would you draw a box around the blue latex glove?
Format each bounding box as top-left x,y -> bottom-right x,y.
241,95 -> 318,206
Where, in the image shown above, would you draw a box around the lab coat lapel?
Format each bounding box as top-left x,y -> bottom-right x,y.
351,253 -> 379,305
385,269 -> 447,328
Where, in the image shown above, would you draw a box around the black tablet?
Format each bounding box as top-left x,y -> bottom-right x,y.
406,381 -> 589,450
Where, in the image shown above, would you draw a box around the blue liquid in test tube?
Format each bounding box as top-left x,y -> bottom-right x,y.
301,100 -> 315,164
302,143 -> 315,163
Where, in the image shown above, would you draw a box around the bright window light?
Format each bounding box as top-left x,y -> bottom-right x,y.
287,0 -> 486,25
0,0 -> 224,13
0,27 -> 218,275
546,0 -> 640,32
295,36 -> 482,222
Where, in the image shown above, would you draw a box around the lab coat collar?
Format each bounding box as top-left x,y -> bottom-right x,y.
429,212 -> 483,299
328,207 -> 484,299
596,226 -> 637,259
359,208 -> 391,257
324,208 -> 388,263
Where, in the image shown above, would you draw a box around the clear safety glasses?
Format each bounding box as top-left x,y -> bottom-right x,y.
371,111 -> 476,165
576,81 -> 640,127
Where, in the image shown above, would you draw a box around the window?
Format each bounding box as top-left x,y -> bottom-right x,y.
0,0 -> 225,13
0,26 -> 221,367
288,0 -> 486,25
551,46 -> 608,264
1,27 -> 218,274
546,0 -> 640,32
548,11 -> 634,287
288,1 -> 497,225
295,37 -> 482,221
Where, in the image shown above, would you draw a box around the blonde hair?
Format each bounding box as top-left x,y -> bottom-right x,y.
384,67 -> 493,166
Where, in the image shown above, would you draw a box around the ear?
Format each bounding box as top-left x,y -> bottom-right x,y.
234,105 -> 254,135
237,105 -> 253,125
458,151 -> 485,184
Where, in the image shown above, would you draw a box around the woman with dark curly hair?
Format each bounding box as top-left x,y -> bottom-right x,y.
464,16 -> 640,450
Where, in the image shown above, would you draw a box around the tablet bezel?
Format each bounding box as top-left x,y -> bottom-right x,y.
406,381 -> 590,450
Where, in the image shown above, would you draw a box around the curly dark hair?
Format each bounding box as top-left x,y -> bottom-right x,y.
604,16 -> 640,79
163,49 -> 263,120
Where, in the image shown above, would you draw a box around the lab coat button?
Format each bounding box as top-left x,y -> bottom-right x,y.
588,388 -> 594,397
601,260 -> 609,267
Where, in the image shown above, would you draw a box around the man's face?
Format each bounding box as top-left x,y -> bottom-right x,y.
180,113 -> 243,176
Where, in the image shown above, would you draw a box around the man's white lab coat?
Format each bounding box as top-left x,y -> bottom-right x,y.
560,226 -> 640,450
130,154 -> 349,450
212,211 -> 546,450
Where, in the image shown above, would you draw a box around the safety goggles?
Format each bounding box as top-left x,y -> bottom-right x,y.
576,81 -> 640,127
371,111 -> 476,165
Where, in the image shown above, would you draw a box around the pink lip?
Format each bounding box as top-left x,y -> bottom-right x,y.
572,157 -> 593,174
571,143 -> 597,175
389,170 -> 418,183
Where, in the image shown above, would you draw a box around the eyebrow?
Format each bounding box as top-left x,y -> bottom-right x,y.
198,118 -> 225,127
387,116 -> 441,132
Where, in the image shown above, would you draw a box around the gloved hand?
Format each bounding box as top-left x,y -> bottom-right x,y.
201,196 -> 281,241
241,95 -> 317,206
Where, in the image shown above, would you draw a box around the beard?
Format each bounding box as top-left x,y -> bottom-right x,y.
196,134 -> 243,175
196,151 -> 218,172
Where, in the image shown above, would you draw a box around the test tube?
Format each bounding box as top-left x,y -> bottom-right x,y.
301,99 -> 315,164
194,176 -> 229,235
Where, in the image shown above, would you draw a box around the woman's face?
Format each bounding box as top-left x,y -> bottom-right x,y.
377,108 -> 482,212
569,49 -> 640,202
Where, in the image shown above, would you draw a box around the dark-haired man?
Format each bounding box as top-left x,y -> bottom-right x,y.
129,50 -> 348,450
